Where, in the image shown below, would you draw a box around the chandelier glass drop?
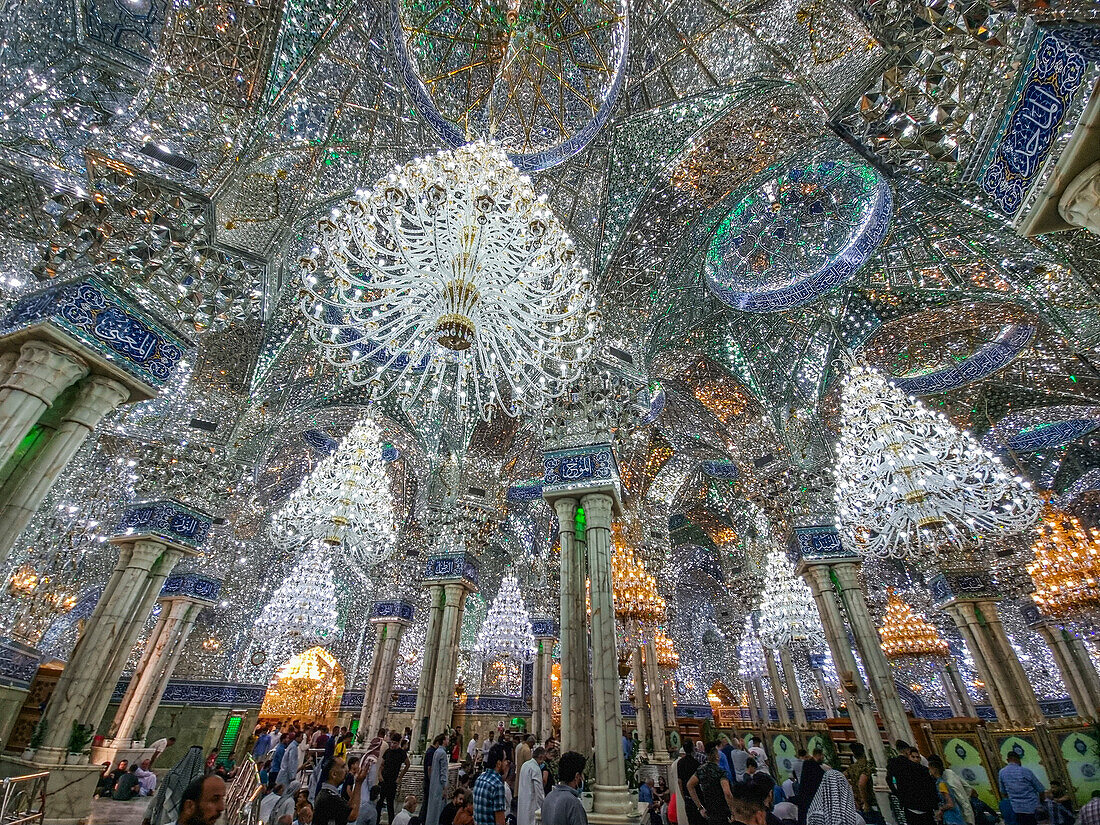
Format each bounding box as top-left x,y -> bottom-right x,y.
1027,505 -> 1100,624
299,141 -> 598,420
655,629 -> 680,670
835,363 -> 1039,561
475,574 -> 535,694
252,544 -> 340,646
738,616 -> 766,680
611,531 -> 666,645
269,417 -> 396,571
877,588 -> 948,660
758,549 -> 818,649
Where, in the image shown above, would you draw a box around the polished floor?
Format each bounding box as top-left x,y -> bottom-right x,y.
87,796 -> 150,824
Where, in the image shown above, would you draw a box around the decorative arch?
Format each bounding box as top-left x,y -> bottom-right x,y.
259,646 -> 345,722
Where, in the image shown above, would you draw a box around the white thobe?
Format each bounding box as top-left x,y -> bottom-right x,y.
517,757 -> 545,825
277,741 -> 300,789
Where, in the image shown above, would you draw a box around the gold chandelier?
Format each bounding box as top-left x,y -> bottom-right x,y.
611,528 -> 666,628
877,588 -> 948,659
1028,505 -> 1100,622
654,629 -> 680,670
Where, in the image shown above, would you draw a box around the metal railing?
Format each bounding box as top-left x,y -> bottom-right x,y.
225,758 -> 264,825
0,772 -> 47,825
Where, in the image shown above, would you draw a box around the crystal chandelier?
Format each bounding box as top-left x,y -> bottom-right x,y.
834,363 -> 1039,560
877,588 -> 948,659
252,545 -> 340,647
654,629 -> 680,670
269,417 -> 397,572
1027,505 -> 1100,624
300,141 -> 598,420
474,574 -> 535,694
738,616 -> 767,680
611,529 -> 666,641
758,549 -> 818,649
3,565 -> 78,644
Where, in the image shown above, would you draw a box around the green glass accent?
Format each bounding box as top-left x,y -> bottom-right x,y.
217,715 -> 243,763
350,719 -> 360,740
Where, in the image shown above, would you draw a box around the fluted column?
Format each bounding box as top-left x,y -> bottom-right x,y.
778,646 -> 807,727
630,647 -> 650,756
0,374 -> 129,561
661,673 -> 677,728
531,625 -> 557,742
427,581 -> 472,738
745,679 -> 761,723
800,561 -> 895,824
367,622 -> 410,736
643,640 -> 668,761
751,678 -> 767,725
109,595 -> 203,743
936,661 -> 973,718
581,491 -> 630,814
0,341 -> 88,469
811,663 -> 838,718
553,497 -> 592,755
764,649 -> 787,724
412,583 -> 445,752
832,562 -> 912,743
940,599 -> 1043,726
943,658 -> 978,717
1059,160 -> 1100,234
1032,621 -> 1099,720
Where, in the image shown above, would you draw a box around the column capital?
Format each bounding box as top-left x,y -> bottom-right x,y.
1059,160 -> 1100,235
159,571 -> 222,605
63,374 -> 130,428
531,617 -> 559,638
542,443 -> 622,512
579,491 -> 615,524
6,339 -> 89,402
422,553 -> 478,589
790,524 -> 861,568
928,569 -> 1000,608
371,599 -> 416,625
112,499 -> 213,555
551,497 -> 578,524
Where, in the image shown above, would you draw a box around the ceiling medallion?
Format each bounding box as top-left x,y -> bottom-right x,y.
704,157 -> 893,312
391,0 -> 628,170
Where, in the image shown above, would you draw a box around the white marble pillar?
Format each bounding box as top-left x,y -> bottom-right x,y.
811,666 -> 837,718
942,658 -> 977,717
0,374 -> 128,561
581,491 -> 630,814
1059,160 -> 1100,235
553,497 -> 593,755
412,583 -> 445,752
764,649 -> 786,725
744,679 -> 761,723
109,595 -> 202,743
0,351 -> 19,386
936,661 -> 971,718
38,539 -> 166,758
940,600 -> 1043,726
778,646 -> 807,727
1033,623 -> 1100,719
643,640 -> 668,761
832,562 -> 913,744
362,619 -> 410,738
532,632 -> 556,741
0,341 -> 88,469
427,581 -> 471,738
661,673 -> 677,729
801,562 -> 895,824
630,647 -> 649,756
751,679 -> 767,725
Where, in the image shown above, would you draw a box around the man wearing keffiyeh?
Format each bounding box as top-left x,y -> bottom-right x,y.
805,769 -> 866,825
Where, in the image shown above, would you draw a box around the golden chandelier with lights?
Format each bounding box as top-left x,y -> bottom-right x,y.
611,529 -> 666,629
654,629 -> 680,670
877,588 -> 948,659
1028,505 -> 1100,623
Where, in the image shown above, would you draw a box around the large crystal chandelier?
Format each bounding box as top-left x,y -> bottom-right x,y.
877,588 -> 948,659
300,141 -> 598,420
835,363 -> 1039,560
738,616 -> 767,680
655,629 -> 680,670
252,545 -> 340,647
475,574 -> 535,694
611,530 -> 666,643
1027,505 -> 1100,624
758,549 -> 818,649
269,417 -> 397,571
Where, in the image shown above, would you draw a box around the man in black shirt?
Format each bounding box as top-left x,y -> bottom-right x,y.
379,733 -> 411,823
794,749 -> 826,825
886,742 -> 938,825
316,758 -> 361,825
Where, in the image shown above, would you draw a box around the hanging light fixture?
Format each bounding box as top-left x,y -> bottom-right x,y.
738,616 -> 766,680
474,574 -> 536,695
1028,505 -> 1100,624
758,549 -> 818,649
654,629 -> 680,670
877,588 -> 949,659
269,417 -> 397,572
611,527 -> 666,645
300,140 -> 598,420
834,363 -> 1038,561
252,544 -> 340,646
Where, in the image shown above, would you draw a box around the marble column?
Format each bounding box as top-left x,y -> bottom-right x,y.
630,647 -> 650,756
764,649 -> 787,724
1032,621 -> 1100,720
745,679 -> 761,723
751,678 -> 768,725
531,625 -> 557,742
0,374 -> 129,561
643,640 -> 668,761
362,603 -> 414,739
427,581 -> 473,739
0,351 -> 19,386
800,562 -> 895,824
936,659 -> 977,718
411,583 -> 445,752
661,674 -> 677,729
553,497 -> 593,755
832,562 -> 913,744
778,646 -> 807,727
0,341 -> 88,469
811,664 -> 837,718
940,599 -> 1043,726
1059,160 -> 1100,235
581,491 -> 630,814
108,594 -> 204,744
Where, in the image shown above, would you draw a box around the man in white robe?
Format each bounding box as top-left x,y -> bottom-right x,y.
517,746 -> 547,825
277,732 -> 302,790
425,732 -> 450,825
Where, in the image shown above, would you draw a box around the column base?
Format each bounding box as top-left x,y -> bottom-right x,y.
592,783 -> 641,819
648,753 -> 672,765
91,742 -> 156,769
0,753 -> 102,825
